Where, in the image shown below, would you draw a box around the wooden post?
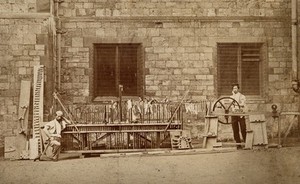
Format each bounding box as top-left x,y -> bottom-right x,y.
202,116 -> 218,149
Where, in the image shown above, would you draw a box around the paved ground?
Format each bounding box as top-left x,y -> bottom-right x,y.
1,146 -> 300,184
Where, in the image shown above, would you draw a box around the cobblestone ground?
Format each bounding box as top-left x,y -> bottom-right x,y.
1,146 -> 300,184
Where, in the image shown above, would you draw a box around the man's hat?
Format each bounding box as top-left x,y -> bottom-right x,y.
56,111 -> 63,117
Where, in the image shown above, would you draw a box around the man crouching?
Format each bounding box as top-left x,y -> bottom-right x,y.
43,110 -> 70,161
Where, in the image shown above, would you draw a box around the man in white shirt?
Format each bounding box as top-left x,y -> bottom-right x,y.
230,84 -> 246,149
43,110 -> 69,161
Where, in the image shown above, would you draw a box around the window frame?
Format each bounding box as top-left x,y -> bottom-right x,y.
216,42 -> 265,98
92,43 -> 144,101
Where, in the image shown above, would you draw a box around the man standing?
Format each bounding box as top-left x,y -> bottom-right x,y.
43,110 -> 70,161
230,84 -> 247,149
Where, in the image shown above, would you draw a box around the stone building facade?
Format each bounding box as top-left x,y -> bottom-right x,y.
0,0 -> 299,153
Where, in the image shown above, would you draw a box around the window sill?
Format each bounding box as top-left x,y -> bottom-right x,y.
218,95 -> 265,104
246,96 -> 265,104
93,96 -> 141,102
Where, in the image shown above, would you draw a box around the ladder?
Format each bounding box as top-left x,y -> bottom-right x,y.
32,65 -> 44,156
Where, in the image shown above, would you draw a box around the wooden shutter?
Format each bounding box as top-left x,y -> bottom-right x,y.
136,44 -> 144,98
241,44 -> 261,95
119,44 -> 138,96
94,44 -> 117,96
217,43 -> 239,95
217,43 -> 262,96
94,43 -> 143,97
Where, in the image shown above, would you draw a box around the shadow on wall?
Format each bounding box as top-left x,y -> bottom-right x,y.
0,147 -> 3,158
37,0 -> 50,13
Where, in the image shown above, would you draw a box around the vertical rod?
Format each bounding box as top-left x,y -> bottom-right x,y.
119,85 -> 123,122
291,0 -> 298,80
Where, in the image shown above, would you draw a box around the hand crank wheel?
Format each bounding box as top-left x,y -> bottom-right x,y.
212,97 -> 240,124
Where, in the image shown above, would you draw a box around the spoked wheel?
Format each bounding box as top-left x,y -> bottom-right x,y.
212,97 -> 240,124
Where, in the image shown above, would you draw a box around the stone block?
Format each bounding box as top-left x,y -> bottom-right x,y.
273,37 -> 283,46
29,50 -> 37,56
0,25 -> 9,33
269,75 -> 279,82
30,25 -> 41,34
146,86 -> 159,91
18,67 -> 27,75
23,34 -> 36,44
96,29 -> 105,36
64,23 -> 77,29
152,37 -> 165,46
104,28 -> 117,37
84,3 -> 93,9
274,68 -> 284,74
73,96 -> 86,104
173,69 -> 182,75
182,68 -> 199,74
188,53 -> 200,60
166,61 -> 179,68
35,44 -> 45,51
196,75 -> 207,80
156,74 -> 169,80
7,105 -> 17,114
0,83 -> 9,90
77,8 -> 87,16
153,47 -> 165,53
73,83 -> 83,89
74,68 -> 85,75
72,37 -> 83,47
158,53 -> 170,60
113,9 -> 121,16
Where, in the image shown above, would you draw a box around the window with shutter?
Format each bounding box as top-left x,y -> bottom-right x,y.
217,43 -> 263,96
94,43 -> 143,97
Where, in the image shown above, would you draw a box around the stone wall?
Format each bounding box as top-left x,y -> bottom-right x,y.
0,0 -> 299,150
0,0 -> 50,13
0,17 -> 50,148
0,0 -> 37,13
58,0 -> 289,17
57,0 -> 299,139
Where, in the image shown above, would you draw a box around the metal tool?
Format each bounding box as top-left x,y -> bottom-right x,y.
18,105 -> 28,134
33,141 -> 51,161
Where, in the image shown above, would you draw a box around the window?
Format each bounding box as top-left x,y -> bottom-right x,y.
217,43 -> 263,96
93,43 -> 143,97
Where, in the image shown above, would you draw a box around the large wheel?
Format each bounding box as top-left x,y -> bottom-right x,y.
212,97 -> 240,124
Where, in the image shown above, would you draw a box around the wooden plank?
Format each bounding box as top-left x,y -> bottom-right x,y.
283,115 -> 297,144
29,138 -> 39,160
250,115 -> 268,146
203,116 -> 218,149
281,112 -> 300,115
202,117 -> 210,148
15,80 -> 31,159
4,136 -> 17,159
170,130 -> 182,150
32,65 -> 44,157
244,131 -> 254,149
206,138 -> 217,149
261,118 -> 268,145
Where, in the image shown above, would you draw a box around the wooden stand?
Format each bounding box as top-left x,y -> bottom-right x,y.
280,112 -> 300,146
5,80 -> 31,160
249,114 -> 268,147
203,113 -> 268,150
202,116 -> 218,149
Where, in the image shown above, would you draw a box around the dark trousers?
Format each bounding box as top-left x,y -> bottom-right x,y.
50,137 -> 61,161
231,116 -> 246,143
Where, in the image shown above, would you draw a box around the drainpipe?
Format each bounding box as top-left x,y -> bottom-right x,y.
56,19 -> 62,91
54,0 -> 64,91
291,0 -> 300,141
291,0 -> 299,93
